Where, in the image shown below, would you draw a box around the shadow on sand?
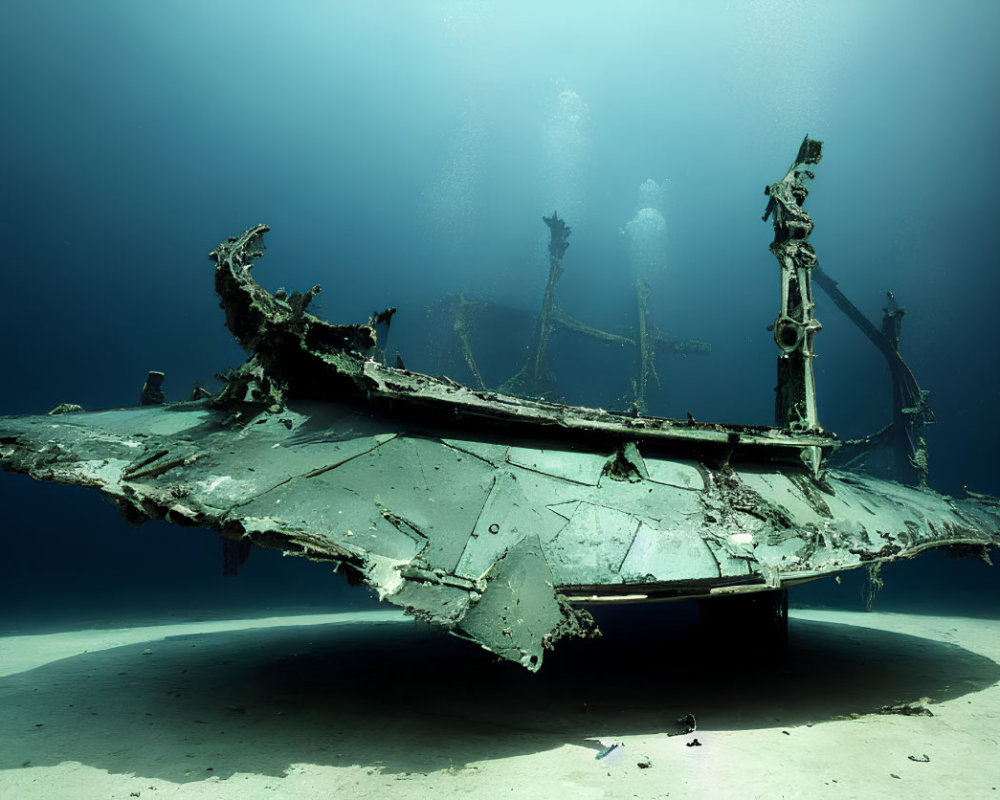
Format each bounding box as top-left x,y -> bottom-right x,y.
1,605 -> 996,781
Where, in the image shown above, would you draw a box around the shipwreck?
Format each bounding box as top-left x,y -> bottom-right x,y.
2,137 -> 998,670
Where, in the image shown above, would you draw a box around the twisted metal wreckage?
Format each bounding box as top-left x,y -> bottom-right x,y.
2,138 -> 998,670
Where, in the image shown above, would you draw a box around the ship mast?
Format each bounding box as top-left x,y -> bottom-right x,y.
763,136 -> 825,475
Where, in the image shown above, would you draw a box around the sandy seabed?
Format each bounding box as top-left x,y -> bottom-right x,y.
0,606 -> 998,800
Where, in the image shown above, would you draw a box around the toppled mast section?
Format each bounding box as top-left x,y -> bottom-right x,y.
818,280 -> 935,486
2,143 -> 998,671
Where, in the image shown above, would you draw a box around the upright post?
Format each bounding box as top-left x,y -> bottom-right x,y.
532,211 -> 571,393
763,136 -> 825,475
500,211 -> 571,399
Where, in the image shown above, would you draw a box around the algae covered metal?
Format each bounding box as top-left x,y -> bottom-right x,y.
2,139 -> 998,670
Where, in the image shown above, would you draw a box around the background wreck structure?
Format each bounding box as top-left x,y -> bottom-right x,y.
1,139 -> 998,671
427,199 -> 710,413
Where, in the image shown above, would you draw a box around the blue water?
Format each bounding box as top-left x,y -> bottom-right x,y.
1,1 -> 998,624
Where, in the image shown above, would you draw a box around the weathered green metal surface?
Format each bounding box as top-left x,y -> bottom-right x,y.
2,395 -> 997,669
